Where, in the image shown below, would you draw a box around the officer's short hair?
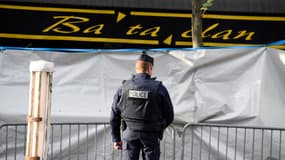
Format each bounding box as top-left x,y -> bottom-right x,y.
137,52 -> 154,65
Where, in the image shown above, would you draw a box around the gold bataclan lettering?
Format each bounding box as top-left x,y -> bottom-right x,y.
202,23 -> 219,38
83,25 -> 104,34
233,30 -> 254,40
126,24 -> 143,35
41,16 -> 256,42
140,27 -> 160,37
211,30 -> 232,40
42,16 -> 104,34
43,16 -> 89,33
201,23 -> 255,40
181,30 -> 192,38
126,25 -> 160,37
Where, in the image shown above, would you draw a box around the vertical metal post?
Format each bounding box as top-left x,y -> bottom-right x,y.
261,129 -> 264,160
279,130 -> 282,160
171,126 -> 176,160
199,127 -> 203,160
103,124 -> 106,160
69,125 -> 71,160
14,126 -> 17,160
270,129 -> 273,157
50,125 -> 54,160
77,124 -> 80,160
25,60 -> 54,160
208,127 -> 212,160
226,127 -> 229,160
24,125 -> 27,156
163,135 -> 166,160
180,123 -> 192,160
217,127 -> 220,160
234,128 -> 237,160
111,130 -> 115,160
60,125 -> 62,160
243,129 -> 246,160
87,124 -> 89,160
190,127 -> 194,160
252,129 -> 255,160
94,125 -> 97,160
6,126 -> 8,160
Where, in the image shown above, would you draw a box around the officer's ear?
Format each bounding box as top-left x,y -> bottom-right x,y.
148,64 -> 153,75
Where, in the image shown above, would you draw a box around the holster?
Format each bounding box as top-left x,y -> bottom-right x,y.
120,119 -> 127,131
159,120 -> 167,140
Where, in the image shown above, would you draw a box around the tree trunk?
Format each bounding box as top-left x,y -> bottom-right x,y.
192,0 -> 203,48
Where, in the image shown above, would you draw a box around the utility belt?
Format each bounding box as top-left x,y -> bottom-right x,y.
121,117 -> 165,132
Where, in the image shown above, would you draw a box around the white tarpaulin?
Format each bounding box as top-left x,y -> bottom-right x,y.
1,47 -> 285,126
1,47 -> 285,160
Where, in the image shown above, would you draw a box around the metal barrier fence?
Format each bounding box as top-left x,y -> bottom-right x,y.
181,123 -> 285,160
1,122 -> 285,160
0,123 -> 176,160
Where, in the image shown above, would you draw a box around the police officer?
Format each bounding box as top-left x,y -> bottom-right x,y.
110,52 -> 174,160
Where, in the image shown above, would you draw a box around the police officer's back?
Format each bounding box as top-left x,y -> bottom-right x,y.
110,52 -> 174,160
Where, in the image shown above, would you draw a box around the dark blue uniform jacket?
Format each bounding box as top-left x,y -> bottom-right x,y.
110,73 -> 174,142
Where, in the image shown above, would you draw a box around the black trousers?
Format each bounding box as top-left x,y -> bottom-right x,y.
122,128 -> 160,160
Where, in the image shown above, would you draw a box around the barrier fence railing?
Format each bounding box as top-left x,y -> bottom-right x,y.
0,122 -> 176,160
180,123 -> 285,160
1,122 -> 285,160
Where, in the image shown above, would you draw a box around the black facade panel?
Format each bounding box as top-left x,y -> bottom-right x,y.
1,0 -> 284,14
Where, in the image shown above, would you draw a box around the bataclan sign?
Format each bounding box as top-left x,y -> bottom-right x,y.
0,2 -> 284,49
